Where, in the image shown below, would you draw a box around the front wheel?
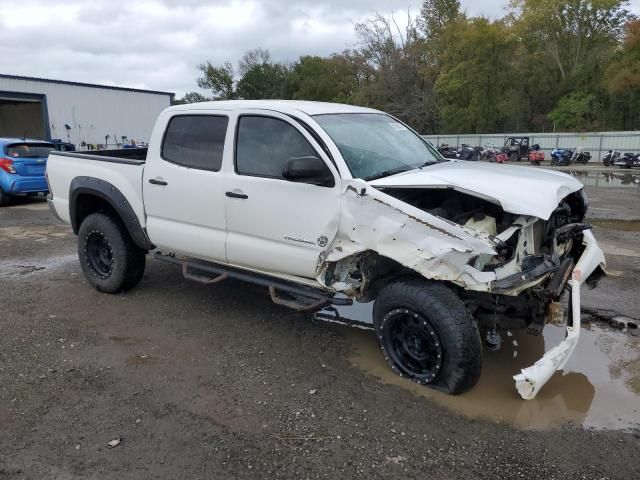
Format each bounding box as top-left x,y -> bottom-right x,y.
373,279 -> 482,395
78,213 -> 146,293
510,152 -> 519,162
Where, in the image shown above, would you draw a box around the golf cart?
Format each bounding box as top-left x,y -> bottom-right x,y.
502,136 -> 544,165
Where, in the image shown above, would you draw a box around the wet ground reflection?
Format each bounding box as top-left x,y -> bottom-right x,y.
570,171 -> 640,189
323,303 -> 640,430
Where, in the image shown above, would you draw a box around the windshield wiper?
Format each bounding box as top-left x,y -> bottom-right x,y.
365,167 -> 413,181
418,160 -> 441,168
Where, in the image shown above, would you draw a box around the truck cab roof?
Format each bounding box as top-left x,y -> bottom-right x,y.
166,99 -> 382,116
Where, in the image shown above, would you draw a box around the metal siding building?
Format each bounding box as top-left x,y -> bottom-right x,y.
0,74 -> 174,146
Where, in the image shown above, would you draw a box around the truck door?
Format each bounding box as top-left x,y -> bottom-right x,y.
223,112 -> 341,279
143,113 -> 230,262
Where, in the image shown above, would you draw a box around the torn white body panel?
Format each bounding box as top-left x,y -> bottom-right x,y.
318,179 -> 499,292
513,230 -> 606,400
369,160 -> 583,220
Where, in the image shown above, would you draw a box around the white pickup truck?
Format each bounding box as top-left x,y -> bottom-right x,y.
46,100 -> 606,399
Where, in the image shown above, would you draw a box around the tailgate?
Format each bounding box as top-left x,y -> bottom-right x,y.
12,156 -> 48,176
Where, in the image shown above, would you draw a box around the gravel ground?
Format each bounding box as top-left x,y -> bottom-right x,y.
0,184 -> 639,479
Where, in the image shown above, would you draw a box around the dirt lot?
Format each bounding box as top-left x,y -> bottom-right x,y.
1,172 -> 639,479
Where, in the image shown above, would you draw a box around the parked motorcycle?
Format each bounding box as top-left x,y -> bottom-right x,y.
613,152 -> 640,169
437,143 -> 481,161
437,143 -> 458,159
550,148 -> 573,166
481,144 -> 500,162
551,147 -> 590,166
570,147 -> 591,165
457,144 -> 480,161
602,150 -> 621,167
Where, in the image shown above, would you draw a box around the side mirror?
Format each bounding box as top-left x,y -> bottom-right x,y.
282,156 -> 334,187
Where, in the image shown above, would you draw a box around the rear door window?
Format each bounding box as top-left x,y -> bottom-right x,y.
235,116 -> 316,178
161,115 -> 229,171
6,143 -> 55,158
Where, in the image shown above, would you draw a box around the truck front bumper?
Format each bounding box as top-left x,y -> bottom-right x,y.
513,230 -> 606,400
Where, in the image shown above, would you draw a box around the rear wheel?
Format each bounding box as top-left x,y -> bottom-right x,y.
373,279 -> 482,395
0,186 -> 12,207
510,152 -> 519,162
78,213 -> 146,293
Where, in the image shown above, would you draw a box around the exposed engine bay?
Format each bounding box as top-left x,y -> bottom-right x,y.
376,187 -> 594,335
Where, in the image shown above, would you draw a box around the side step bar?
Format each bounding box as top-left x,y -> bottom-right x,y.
154,252 -> 352,312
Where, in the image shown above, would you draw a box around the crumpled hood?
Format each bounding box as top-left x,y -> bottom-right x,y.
369,160 -> 584,220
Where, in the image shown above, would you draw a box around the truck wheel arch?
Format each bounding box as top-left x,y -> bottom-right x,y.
69,176 -> 155,251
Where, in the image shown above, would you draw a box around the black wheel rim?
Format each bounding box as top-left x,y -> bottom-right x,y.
85,231 -> 114,278
382,308 -> 443,384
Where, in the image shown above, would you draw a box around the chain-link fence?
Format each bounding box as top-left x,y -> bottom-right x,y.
423,131 -> 640,161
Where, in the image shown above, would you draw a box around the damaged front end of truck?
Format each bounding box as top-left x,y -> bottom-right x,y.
317,172 -> 606,400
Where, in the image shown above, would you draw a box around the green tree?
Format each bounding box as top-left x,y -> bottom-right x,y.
353,12 -> 439,132
197,61 -> 235,99
238,47 -> 272,76
189,2 -> 639,133
605,19 -> 640,128
548,91 -> 600,130
511,0 -> 630,81
236,63 -> 291,99
421,0 -> 461,39
436,18 -> 521,133
284,54 -> 369,102
180,92 -> 209,104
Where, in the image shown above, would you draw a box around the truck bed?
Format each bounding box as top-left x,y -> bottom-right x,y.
52,147 -> 148,164
47,148 -> 147,228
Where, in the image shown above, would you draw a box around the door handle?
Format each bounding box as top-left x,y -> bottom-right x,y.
149,178 -> 168,186
226,191 -> 248,199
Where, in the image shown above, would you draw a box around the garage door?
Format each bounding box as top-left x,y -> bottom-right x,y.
0,94 -> 47,139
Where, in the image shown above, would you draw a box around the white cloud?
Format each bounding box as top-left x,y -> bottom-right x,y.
0,0 -> 637,97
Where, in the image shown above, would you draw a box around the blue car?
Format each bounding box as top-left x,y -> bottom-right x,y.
0,138 -> 55,206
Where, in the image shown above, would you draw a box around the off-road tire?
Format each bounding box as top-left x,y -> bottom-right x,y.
373,279 -> 482,395
0,186 -> 12,206
510,152 -> 519,162
78,213 -> 146,293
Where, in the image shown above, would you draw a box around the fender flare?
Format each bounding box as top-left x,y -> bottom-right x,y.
69,176 -> 155,250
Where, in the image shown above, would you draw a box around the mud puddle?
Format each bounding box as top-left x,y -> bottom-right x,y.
570,171 -> 640,189
326,304 -> 640,431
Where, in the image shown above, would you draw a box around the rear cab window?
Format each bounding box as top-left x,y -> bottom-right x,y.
161,115 -> 229,171
6,143 -> 55,158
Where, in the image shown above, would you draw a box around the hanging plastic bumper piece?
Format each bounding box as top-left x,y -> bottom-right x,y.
513,230 -> 606,400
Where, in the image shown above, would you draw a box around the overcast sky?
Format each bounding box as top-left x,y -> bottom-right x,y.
1,0 -> 638,97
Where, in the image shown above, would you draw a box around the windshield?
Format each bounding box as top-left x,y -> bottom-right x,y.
314,113 -> 444,180
6,143 -> 55,158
